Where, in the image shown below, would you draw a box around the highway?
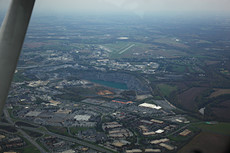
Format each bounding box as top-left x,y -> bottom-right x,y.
20,126 -> 113,153
3,109 -> 47,153
3,108 -> 113,153
18,128 -> 47,153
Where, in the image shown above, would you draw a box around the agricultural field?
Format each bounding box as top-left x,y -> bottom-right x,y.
104,42 -> 151,59
209,89 -> 230,98
177,87 -> 207,111
153,37 -> 189,49
156,83 -> 177,98
103,41 -> 188,59
192,122 -> 230,135
178,132 -> 230,153
208,100 -> 230,121
179,122 -> 230,153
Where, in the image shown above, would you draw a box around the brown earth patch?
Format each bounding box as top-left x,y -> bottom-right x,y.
204,60 -> 220,65
178,132 -> 230,153
24,42 -> 47,48
210,100 -> 230,121
97,90 -> 114,96
177,87 -> 207,111
209,89 -> 230,98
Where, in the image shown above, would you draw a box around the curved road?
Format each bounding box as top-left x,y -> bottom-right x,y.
3,109 -> 47,153
3,108 -> 113,153
20,126 -> 113,153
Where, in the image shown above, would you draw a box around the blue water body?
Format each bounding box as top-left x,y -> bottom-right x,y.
90,80 -> 128,90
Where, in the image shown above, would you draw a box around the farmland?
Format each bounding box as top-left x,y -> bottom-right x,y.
177,87 -> 207,111
209,89 -> 230,98
178,132 -> 230,153
208,100 -> 230,121
156,83 -> 177,98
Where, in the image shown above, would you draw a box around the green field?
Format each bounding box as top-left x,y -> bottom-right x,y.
168,135 -> 189,142
191,122 -> 230,135
103,42 -> 151,58
172,65 -> 186,73
15,137 -> 40,153
157,83 -> 177,97
70,127 -> 90,135
153,37 -> 189,49
104,42 -> 132,52
178,131 -> 230,153
20,145 -> 40,153
46,126 -> 69,136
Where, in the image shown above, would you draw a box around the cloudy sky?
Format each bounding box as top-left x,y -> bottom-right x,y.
0,0 -> 230,16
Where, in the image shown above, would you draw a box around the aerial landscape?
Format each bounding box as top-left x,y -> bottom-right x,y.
0,0 -> 230,153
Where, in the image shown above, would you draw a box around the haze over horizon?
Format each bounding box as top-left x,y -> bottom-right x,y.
0,0 -> 230,17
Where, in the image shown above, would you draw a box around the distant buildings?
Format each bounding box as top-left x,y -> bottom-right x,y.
179,129 -> 191,136
0,135 -> 26,152
25,111 -> 41,117
150,138 -> 169,144
126,149 -> 142,153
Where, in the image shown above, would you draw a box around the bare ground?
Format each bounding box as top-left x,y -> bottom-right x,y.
178,132 -> 230,153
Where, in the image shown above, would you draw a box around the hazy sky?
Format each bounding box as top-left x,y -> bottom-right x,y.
0,0 -> 230,16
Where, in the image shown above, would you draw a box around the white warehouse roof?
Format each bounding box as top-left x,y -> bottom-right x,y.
138,103 -> 162,110
74,115 -> 91,121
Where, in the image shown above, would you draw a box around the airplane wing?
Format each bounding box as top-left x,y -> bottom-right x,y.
0,0 -> 35,115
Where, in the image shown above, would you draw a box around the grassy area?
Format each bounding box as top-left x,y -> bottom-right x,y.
23,129 -> 43,138
70,127 -> 90,135
168,135 -> 188,142
152,95 -> 164,100
104,42 -> 132,52
7,108 -> 17,121
157,83 -> 177,97
20,145 -> 40,153
153,37 -> 188,48
191,122 -> 230,135
15,136 -> 40,153
172,65 -> 186,73
108,43 -> 136,58
186,116 -> 201,123
104,42 -> 151,59
15,121 -> 38,128
188,66 -> 196,73
178,131 -> 230,153
37,126 -> 48,132
13,70 -> 32,82
36,139 -> 49,152
46,126 -> 69,136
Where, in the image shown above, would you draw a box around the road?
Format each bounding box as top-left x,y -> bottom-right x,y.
166,124 -> 189,136
141,76 -> 154,95
3,108 -> 113,153
18,128 -> 47,153
3,109 -> 47,153
20,126 -> 113,153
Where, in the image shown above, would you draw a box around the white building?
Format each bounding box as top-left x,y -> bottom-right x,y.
74,115 -> 91,121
